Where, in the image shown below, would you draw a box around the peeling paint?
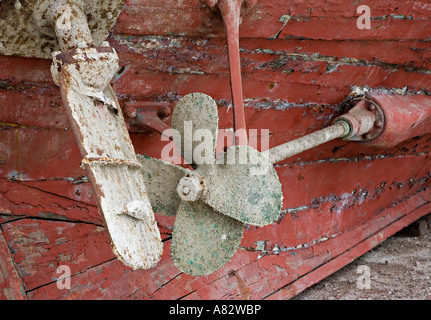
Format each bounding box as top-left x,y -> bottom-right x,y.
1,0 -> 431,301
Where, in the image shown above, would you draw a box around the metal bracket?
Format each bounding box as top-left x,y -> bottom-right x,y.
124,101 -> 172,139
202,0 -> 257,145
334,99 -> 384,142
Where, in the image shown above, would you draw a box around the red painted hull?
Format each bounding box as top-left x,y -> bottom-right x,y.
1,0 -> 431,299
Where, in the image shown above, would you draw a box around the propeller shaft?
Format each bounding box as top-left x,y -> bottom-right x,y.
268,122 -> 350,164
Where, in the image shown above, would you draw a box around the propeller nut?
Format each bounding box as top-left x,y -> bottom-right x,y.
177,173 -> 205,201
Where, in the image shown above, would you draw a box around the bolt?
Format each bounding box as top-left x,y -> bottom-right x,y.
157,106 -> 171,119
364,133 -> 372,140
375,120 -> 383,128
368,104 -> 376,111
182,186 -> 191,195
163,106 -> 171,116
177,174 -> 205,201
204,19 -> 213,29
124,106 -> 137,118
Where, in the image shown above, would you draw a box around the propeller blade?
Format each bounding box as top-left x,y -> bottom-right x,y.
199,145 -> 283,226
170,93 -> 219,166
171,201 -> 244,276
137,154 -> 192,216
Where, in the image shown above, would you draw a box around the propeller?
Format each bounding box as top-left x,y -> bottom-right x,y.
137,93 -> 283,275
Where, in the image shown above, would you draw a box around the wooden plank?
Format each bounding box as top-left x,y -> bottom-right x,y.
241,157 -> 431,258
186,193 -> 431,300
0,56 -> 53,84
265,195 -> 431,300
1,219 -> 115,292
2,37 -> 431,86
1,106 -> 430,226
19,186 -> 431,299
0,229 -> 27,300
2,36 -> 431,119
114,0 -> 431,40
0,179 -> 101,225
0,127 -> 84,180
0,90 -> 67,129
25,242 -> 184,299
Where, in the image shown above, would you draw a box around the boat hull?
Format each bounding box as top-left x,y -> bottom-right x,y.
1,0 -> 431,299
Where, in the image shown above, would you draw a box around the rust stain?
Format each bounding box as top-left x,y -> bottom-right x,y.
231,270 -> 251,300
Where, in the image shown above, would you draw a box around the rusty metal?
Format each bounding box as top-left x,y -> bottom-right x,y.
81,157 -> 142,169
177,172 -> 205,202
200,144 -> 283,226
124,101 -> 172,138
0,0 -> 126,59
268,91 -> 431,164
51,46 -> 120,112
52,0 -> 94,51
334,99 -> 385,142
347,92 -> 431,148
268,95 -> 385,164
170,93 -> 282,227
202,0 -> 257,145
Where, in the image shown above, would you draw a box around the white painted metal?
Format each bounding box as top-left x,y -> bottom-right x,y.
177,173 -> 205,202
268,121 -> 350,164
49,1 -> 162,270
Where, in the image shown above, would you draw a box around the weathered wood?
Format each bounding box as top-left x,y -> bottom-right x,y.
18,192 -> 431,300
1,218 -> 115,292
0,179 -> 101,224
0,229 -> 27,300
114,0 -> 431,40
1,0 -> 431,300
56,46 -> 163,270
266,195 -> 431,300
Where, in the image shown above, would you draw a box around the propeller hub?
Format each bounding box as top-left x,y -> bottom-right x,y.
177,173 -> 205,201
